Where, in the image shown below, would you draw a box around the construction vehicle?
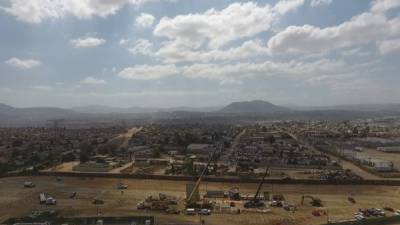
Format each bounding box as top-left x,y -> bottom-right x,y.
348,196 -> 356,204
165,205 -> 180,214
244,167 -> 270,208
93,198 -> 104,205
312,209 -> 327,216
159,193 -> 178,204
229,187 -> 240,200
69,192 -> 77,199
137,193 -> 178,210
301,195 -> 323,207
186,146 -> 220,209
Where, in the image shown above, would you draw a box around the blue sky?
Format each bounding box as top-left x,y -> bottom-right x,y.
0,0 -> 399,108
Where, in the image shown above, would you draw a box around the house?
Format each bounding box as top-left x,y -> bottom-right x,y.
186,144 -> 215,155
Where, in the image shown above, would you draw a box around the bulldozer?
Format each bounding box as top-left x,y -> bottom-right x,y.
301,195 -> 323,207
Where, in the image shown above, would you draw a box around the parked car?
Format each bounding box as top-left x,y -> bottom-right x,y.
45,197 -> 57,205
24,181 -> 35,188
185,208 -> 196,215
117,183 -> 128,189
198,209 -> 211,215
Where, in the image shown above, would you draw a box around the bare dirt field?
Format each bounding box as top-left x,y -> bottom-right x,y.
364,148 -> 400,171
1,176 -> 400,225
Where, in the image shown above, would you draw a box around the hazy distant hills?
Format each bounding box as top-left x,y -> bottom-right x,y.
1,101 -> 400,126
71,105 -> 222,114
219,100 -> 289,113
286,103 -> 400,113
0,103 -> 79,125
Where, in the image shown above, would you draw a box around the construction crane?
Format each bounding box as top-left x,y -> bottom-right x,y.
301,195 -> 323,207
186,144 -> 220,208
244,167 -> 270,208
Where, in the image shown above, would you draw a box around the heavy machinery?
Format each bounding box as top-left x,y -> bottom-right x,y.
301,195 -> 323,207
137,193 -> 178,211
186,146 -> 220,209
348,196 -> 356,204
312,209 -> 327,216
243,167 -> 270,208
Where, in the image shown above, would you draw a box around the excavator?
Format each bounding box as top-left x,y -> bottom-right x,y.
301,195 -> 323,207
244,167 -> 270,208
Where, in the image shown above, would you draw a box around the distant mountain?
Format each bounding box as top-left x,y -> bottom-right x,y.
72,105 -> 222,114
0,103 -> 80,125
71,105 -> 155,114
286,103 -> 400,112
3,101 -> 400,127
219,100 -> 289,113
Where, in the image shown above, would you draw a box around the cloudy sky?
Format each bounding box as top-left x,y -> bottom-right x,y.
0,0 -> 399,108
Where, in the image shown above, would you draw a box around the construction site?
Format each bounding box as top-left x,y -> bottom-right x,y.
2,173 -> 400,225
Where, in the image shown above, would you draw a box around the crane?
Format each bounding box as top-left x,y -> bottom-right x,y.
186,144 -> 220,208
244,166 -> 270,208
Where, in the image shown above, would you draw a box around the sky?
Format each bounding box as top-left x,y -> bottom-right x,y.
0,0 -> 399,108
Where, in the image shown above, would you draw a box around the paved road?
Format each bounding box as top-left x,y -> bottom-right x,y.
220,128 -> 246,164
118,127 -> 143,148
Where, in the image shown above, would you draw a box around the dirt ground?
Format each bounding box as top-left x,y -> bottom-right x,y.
1,176 -> 400,225
364,148 -> 400,171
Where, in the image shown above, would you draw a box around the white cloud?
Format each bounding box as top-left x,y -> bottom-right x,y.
70,37 -> 106,48
310,0 -> 332,7
118,64 -> 178,80
31,85 -> 52,91
5,57 -> 41,69
2,0 -> 175,24
273,0 -> 305,14
181,59 -> 346,83
268,12 -> 398,54
370,0 -> 400,13
81,76 -> 107,85
118,58 -> 353,83
119,39 -> 129,45
379,38 -> 400,54
157,39 -> 269,63
128,39 -> 154,55
268,0 -> 400,54
154,1 -> 304,50
136,13 -> 155,27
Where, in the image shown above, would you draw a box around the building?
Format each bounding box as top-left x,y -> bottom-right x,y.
186,144 -> 215,155
377,146 -> 400,153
